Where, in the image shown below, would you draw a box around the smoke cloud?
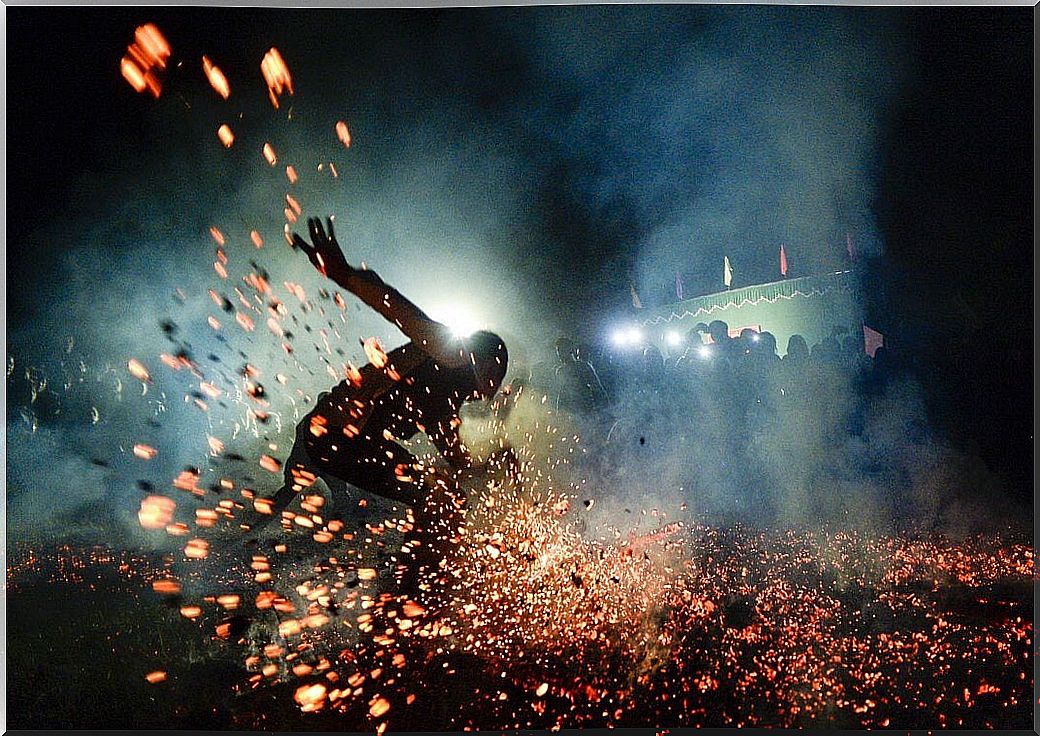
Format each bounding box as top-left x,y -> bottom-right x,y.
10,8 -> 1014,549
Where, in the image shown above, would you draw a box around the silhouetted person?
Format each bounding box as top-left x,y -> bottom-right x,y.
554,341 -> 608,413
257,218 -> 508,591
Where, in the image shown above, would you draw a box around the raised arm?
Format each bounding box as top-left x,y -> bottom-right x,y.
293,218 -> 466,367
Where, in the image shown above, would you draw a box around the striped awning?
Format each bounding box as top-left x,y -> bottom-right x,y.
638,270 -> 857,326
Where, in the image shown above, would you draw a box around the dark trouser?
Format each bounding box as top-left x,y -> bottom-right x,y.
262,409 -> 463,599
265,411 -> 423,521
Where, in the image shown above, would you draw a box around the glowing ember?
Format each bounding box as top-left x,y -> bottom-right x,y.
260,48 -> 293,108
138,495 -> 175,529
263,143 -> 277,166
145,671 -> 167,684
259,455 -> 282,473
217,124 -> 235,148
127,359 -> 151,383
184,538 -> 209,560
120,23 -> 170,98
133,443 -> 158,459
202,55 -> 230,99
152,578 -> 181,595
362,337 -> 388,369
336,120 -> 352,148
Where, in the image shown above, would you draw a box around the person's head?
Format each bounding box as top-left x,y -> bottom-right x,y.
464,331 -> 509,400
708,320 -> 730,345
786,334 -> 809,361
759,331 -> 778,357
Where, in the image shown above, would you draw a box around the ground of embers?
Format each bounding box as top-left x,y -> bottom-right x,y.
213,484 -> 1039,732
7,517 -> 1034,730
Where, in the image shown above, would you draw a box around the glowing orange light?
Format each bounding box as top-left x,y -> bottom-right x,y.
145,671 -> 167,684
121,24 -> 170,98
263,143 -> 277,166
217,124 -> 234,148
152,579 -> 181,595
133,443 -> 158,460
250,230 -> 264,248
202,56 -> 230,99
128,359 -> 151,382
295,683 -> 327,709
121,58 -> 147,93
369,696 -> 391,718
261,48 -> 293,108
138,495 -> 175,529
336,121 -> 352,148
260,455 -> 282,473
363,337 -> 388,369
184,538 -> 210,560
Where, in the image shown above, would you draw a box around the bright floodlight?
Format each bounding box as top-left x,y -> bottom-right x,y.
430,302 -> 480,338
698,345 -> 712,359
611,330 -> 628,346
666,331 -> 682,346
626,327 -> 643,344
751,333 -> 760,343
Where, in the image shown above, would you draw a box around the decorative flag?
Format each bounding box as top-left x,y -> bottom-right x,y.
779,244 -> 788,278
846,232 -> 855,260
675,272 -> 684,301
863,324 -> 884,358
630,283 -> 643,309
723,256 -> 733,288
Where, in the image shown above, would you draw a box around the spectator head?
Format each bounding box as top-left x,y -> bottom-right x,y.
759,331 -> 778,357
708,320 -> 730,345
785,334 -> 809,362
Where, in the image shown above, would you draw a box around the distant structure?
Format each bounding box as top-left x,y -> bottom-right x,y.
638,270 -> 864,356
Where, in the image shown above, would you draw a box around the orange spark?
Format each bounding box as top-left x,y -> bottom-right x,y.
260,48 -> 293,108
336,121 -> 352,148
145,671 -> 167,684
286,165 -> 298,184
152,578 -> 182,595
121,24 -> 170,98
217,124 -> 234,148
127,359 -> 151,382
138,495 -> 175,529
369,697 -> 391,718
295,683 -> 327,709
184,538 -> 210,559
250,230 -> 264,248
260,455 -> 282,473
133,443 -> 158,460
263,143 -> 277,166
363,337 -> 389,369
121,58 -> 147,93
202,56 -> 230,99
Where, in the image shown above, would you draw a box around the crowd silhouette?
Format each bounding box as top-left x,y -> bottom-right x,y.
526,319 -> 914,528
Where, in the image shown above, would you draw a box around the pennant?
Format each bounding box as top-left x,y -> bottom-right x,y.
723,256 -> 733,288
779,244 -> 788,278
675,272 -> 684,301
863,324 -> 884,358
630,283 -> 643,309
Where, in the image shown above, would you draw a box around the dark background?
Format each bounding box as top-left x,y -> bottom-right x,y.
6,7 -> 1033,500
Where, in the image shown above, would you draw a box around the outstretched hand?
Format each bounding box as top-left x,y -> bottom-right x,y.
291,217 -> 353,283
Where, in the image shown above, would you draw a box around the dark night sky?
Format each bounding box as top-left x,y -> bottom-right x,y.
8,8 -> 1031,329
5,7 -> 1034,510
